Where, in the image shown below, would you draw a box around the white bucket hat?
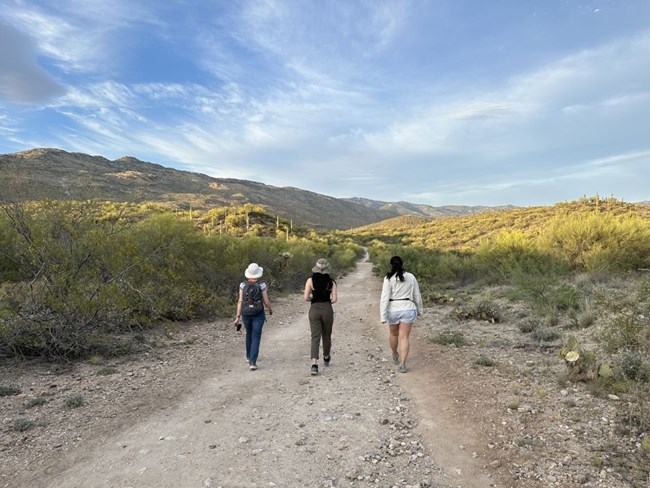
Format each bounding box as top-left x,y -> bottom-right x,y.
244,263 -> 263,279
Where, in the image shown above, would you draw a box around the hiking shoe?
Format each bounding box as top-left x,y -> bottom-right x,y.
399,364 -> 407,373
250,364 -> 258,370
323,356 -> 331,366
392,353 -> 399,364
310,364 -> 318,376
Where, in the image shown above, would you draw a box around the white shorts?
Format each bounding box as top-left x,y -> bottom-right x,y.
386,309 -> 417,325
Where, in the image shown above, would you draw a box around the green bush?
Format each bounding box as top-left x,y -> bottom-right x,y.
473,231 -> 563,282
599,315 -> 647,353
518,318 -> 539,333
474,356 -> 496,367
509,273 -> 580,314
532,328 -> 561,342
541,212 -> 650,271
25,397 -> 48,408
452,299 -> 502,323
12,418 -> 35,432
0,385 -> 21,396
64,395 -> 85,409
0,201 -> 362,359
430,331 -> 466,347
620,353 -> 649,382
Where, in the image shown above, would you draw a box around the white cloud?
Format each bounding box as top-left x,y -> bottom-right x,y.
0,24 -> 65,103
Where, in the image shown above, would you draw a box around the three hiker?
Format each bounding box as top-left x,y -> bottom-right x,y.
234,255 -> 421,374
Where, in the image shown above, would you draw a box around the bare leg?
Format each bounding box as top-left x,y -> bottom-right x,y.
398,322 -> 412,365
388,324 -> 399,356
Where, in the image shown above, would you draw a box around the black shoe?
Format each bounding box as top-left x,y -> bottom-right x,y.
323,356 -> 331,366
310,364 -> 318,376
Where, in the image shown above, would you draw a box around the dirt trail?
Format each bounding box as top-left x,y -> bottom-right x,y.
9,259 -> 504,488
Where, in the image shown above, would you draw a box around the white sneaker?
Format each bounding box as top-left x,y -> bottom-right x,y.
250,364 -> 258,370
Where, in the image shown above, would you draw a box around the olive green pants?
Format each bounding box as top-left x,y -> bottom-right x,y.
309,302 -> 334,360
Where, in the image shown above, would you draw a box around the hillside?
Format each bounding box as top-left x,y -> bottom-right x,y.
345,196 -> 650,250
0,148 -> 502,230
345,196 -> 516,219
0,148 -> 394,230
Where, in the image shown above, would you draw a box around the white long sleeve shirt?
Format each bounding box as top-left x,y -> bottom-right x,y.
379,271 -> 423,322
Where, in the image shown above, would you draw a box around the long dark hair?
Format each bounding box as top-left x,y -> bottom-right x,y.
312,272 -> 334,291
386,255 -> 405,282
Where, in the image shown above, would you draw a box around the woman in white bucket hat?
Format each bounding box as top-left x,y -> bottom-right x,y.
234,263 -> 273,370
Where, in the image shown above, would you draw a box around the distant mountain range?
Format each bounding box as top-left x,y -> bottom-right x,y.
0,148 -> 511,230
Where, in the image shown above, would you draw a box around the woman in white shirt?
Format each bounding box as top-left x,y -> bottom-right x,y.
379,256 -> 423,373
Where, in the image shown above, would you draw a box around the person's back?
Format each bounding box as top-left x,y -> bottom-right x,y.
304,259 -> 338,376
234,263 -> 273,371
385,271 -> 418,302
310,273 -> 333,303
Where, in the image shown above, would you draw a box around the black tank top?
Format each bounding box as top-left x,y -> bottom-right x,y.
311,273 -> 333,303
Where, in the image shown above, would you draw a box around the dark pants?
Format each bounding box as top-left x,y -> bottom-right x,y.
243,311 -> 265,365
309,302 -> 334,360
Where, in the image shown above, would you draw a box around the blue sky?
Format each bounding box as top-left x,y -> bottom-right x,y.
1,0 -> 649,207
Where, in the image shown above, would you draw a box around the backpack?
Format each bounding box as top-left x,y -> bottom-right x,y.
242,281 -> 264,316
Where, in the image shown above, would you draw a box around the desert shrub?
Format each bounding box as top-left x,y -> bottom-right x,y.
569,310 -> 597,329
509,273 -> 581,314
64,395 -> 85,409
472,231 -> 564,282
96,366 -> 119,376
586,376 -> 611,398
0,385 -> 21,396
540,212 -> 650,271
518,318 -> 539,333
516,436 -> 536,447
12,418 -> 35,432
0,201 -> 362,359
599,315 -> 647,353
25,397 -> 48,408
452,299 -> 502,323
474,356 -> 496,367
532,328 -> 561,342
546,312 -> 560,327
619,353 -> 650,382
430,331 -> 466,347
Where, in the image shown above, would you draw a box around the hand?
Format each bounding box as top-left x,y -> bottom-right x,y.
268,309 -> 273,316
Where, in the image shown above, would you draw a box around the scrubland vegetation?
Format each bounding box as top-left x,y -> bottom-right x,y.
0,200 -> 361,360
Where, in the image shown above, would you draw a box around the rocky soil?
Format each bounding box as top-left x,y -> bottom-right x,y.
1,260 -> 648,487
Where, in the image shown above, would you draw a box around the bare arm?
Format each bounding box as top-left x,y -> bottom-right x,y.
303,278 -> 313,301
262,290 -> 273,315
234,288 -> 243,325
330,282 -> 338,304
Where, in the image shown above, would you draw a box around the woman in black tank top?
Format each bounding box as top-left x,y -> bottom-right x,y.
303,258 -> 338,376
